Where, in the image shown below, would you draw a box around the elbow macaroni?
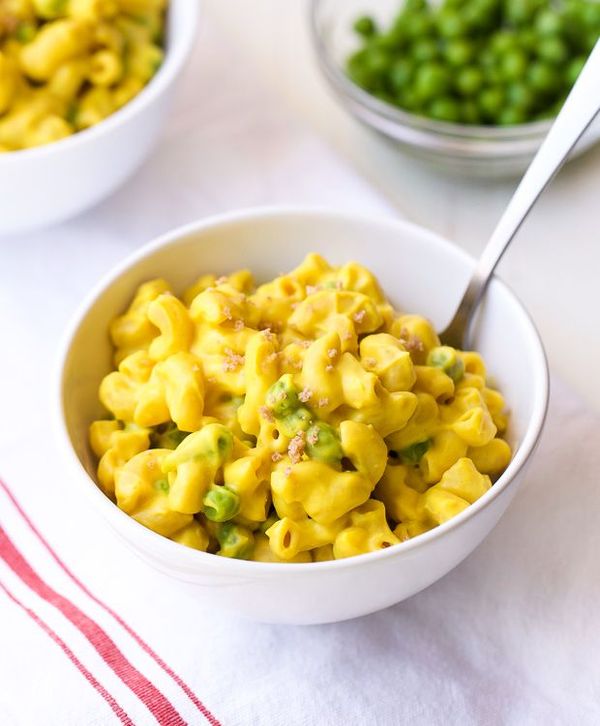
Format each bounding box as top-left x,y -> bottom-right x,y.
0,0 -> 166,151
89,254 -> 513,562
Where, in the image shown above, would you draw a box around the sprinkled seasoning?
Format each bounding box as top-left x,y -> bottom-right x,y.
288,431 -> 306,464
260,405 -> 274,422
298,387 -> 313,403
271,452 -> 283,462
353,309 -> 366,324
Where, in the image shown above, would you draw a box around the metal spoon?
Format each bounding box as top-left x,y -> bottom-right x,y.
440,40 -> 600,349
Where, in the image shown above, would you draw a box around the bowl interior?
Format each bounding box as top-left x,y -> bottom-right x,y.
60,210 -> 548,529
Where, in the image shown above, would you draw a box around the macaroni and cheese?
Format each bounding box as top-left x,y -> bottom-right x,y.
89,254 -> 513,562
0,0 -> 166,151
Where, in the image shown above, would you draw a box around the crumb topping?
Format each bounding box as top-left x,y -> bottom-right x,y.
288,431 -> 306,464
298,387 -> 313,403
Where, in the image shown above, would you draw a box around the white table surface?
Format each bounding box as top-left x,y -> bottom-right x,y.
206,0 -> 600,414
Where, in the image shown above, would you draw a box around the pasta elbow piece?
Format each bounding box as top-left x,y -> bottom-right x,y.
237,333 -> 279,437
422,488 -> 470,525
420,430 -> 468,485
135,352 -> 205,432
110,278 -> 170,359
115,449 -> 191,537
299,332 -> 344,413
388,314 -> 440,364
147,294 -> 194,361
161,423 -> 234,514
271,461 -> 373,525
360,333 -> 416,392
339,420 -> 387,484
374,464 -> 425,523
252,532 -> 311,563
435,457 -> 491,504
468,438 -> 512,476
339,388 -> 418,438
414,365 -> 455,401
289,252 -> 332,285
337,353 -> 379,409
266,515 -> 343,560
333,500 -> 399,559
170,520 -> 209,552
224,452 -> 271,522
20,19 -> 94,81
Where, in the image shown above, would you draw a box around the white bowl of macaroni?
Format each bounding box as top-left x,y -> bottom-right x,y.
0,0 -> 198,235
57,207 -> 549,624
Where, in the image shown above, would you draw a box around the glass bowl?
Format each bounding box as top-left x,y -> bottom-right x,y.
309,0 -> 600,178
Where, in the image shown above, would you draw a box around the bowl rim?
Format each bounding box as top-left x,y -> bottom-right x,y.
0,0 -> 199,163
55,206 -> 550,575
308,0 -> 554,145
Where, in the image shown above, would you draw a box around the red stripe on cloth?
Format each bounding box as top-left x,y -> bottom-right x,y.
0,579 -> 134,726
0,525 -> 187,726
0,478 -> 221,726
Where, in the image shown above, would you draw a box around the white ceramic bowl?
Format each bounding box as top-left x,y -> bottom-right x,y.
0,0 -> 198,236
56,208 -> 549,625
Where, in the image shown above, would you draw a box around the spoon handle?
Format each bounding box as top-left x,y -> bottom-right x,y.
441,39 -> 600,349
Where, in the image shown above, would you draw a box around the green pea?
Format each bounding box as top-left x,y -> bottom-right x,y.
414,62 -> 451,102
412,37 -> 439,62
353,15 -> 377,38
278,407 -> 313,438
580,3 -> 600,30
506,81 -> 536,110
399,439 -> 430,465
427,345 -> 465,382
528,61 -> 558,93
364,47 -> 392,75
305,422 -> 343,468
463,3 -> 495,32
428,96 -> 462,122
500,48 -> 529,81
537,36 -> 569,65
504,0 -> 542,26
216,523 -> 254,560
266,374 -> 300,417
535,9 -> 564,36
455,66 -> 484,96
444,38 -> 474,67
402,12 -> 435,40
436,9 -> 467,38
203,485 -> 240,522
497,106 -> 528,125
566,55 -> 587,86
490,30 -> 519,54
389,58 -> 415,92
478,86 -> 505,120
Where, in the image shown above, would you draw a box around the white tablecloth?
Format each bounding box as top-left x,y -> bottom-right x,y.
0,18 -> 599,726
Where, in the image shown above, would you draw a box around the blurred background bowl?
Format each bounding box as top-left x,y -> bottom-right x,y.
310,0 -> 600,177
0,0 -> 199,236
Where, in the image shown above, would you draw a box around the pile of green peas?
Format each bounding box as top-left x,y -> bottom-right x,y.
346,0 -> 600,125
